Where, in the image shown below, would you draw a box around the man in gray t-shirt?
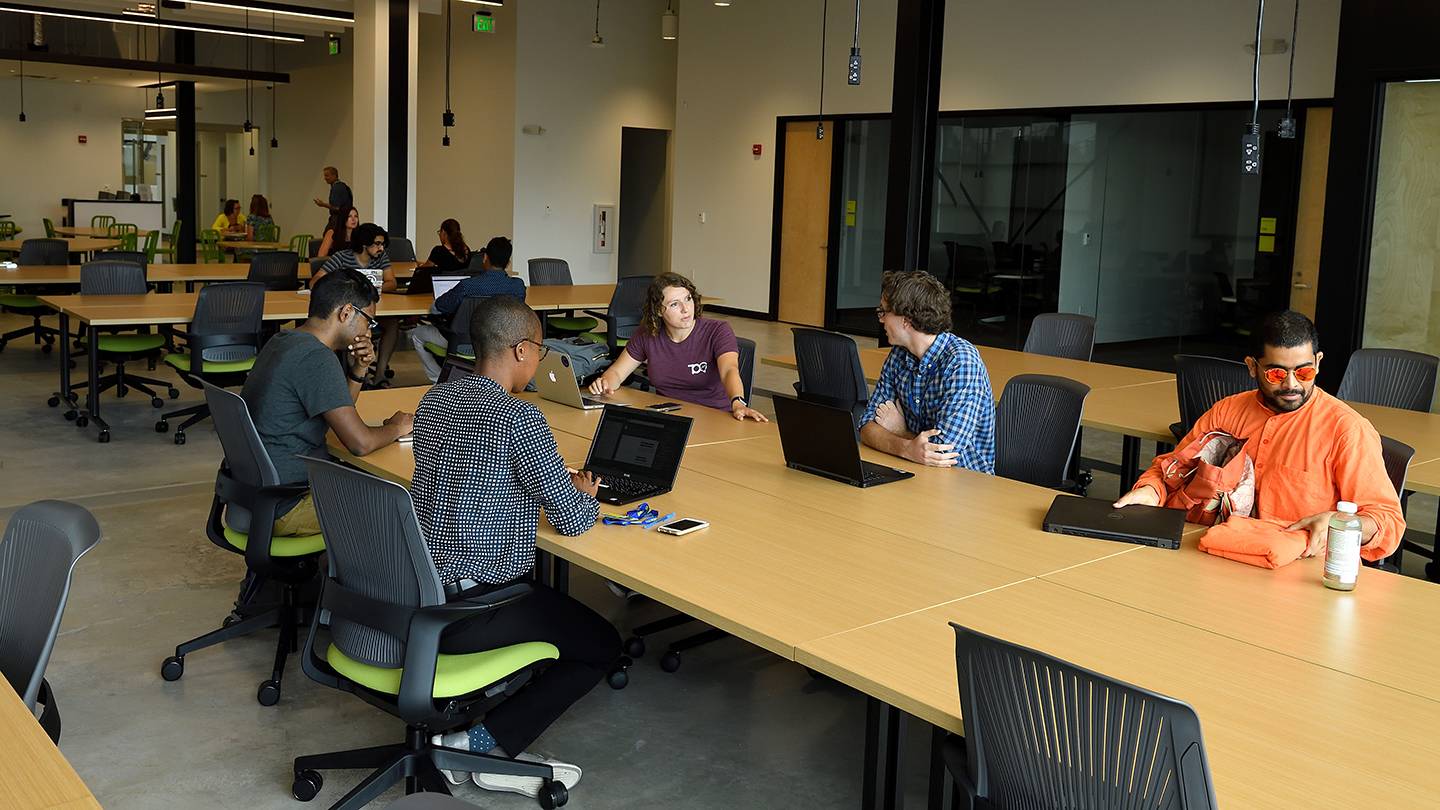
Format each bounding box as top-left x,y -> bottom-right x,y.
239,268 -> 414,535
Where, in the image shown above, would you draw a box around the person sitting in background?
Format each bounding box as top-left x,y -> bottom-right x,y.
418,218 -> 473,273
408,236 -> 526,382
413,296 -> 613,797
211,199 -> 247,235
316,206 -> 359,259
240,268 -> 412,536
314,224 -> 401,385
237,194 -> 275,261
588,272 -> 767,422
1115,310 -> 1405,564
858,270 -> 995,471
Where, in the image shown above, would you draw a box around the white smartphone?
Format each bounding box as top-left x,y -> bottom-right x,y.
656,518 -> 709,536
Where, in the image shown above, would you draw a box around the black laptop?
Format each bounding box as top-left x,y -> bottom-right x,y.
772,394 -> 913,488
1042,495 -> 1185,550
583,405 -> 693,505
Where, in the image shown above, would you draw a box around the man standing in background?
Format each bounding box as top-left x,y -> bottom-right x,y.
313,166 -> 353,228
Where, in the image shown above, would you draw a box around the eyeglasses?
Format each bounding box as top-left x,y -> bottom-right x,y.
369,240 -> 387,248
874,306 -> 892,319
512,338 -> 549,361
349,306 -> 379,330
1260,366 -> 1317,385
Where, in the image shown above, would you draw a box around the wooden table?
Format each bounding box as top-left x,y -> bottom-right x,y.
220,239 -> 286,251
797,578 -> 1440,808
0,237 -> 120,255
52,226 -> 154,238
0,681 -> 99,809
1408,459 -> 1440,497
1,262 -> 421,290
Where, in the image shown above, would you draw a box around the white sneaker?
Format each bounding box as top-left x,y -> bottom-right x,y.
472,752 -> 582,798
429,733 -> 470,786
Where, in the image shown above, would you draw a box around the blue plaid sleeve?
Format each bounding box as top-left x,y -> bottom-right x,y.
931,344 -> 996,474
858,349 -> 901,429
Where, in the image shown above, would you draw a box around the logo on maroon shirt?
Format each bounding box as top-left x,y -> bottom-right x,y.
688,362 -> 708,375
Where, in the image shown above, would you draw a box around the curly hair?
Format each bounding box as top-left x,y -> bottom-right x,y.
881,270 -> 952,335
639,272 -> 704,336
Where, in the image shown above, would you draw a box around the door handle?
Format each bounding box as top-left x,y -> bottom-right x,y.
1292,282 -> 1310,289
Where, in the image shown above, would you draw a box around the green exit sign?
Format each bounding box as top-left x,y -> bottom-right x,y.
327,34 -> 341,55
473,12 -> 495,33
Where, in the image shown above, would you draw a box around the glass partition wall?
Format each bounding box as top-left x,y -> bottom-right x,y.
821,103 -> 1307,370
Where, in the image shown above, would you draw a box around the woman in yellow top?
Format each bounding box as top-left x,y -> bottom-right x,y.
210,199 -> 247,235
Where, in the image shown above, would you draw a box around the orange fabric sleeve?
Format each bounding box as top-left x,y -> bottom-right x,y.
1334,420 -> 1406,561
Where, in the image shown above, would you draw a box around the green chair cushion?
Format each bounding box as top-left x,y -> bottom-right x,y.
164,354 -> 256,374
327,641 -> 558,698
577,332 -> 624,348
548,316 -> 599,332
424,341 -> 474,361
0,294 -> 44,310
223,526 -> 325,557
86,333 -> 166,353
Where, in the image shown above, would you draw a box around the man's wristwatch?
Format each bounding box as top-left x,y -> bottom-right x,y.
347,368 -> 370,384
731,396 -> 747,408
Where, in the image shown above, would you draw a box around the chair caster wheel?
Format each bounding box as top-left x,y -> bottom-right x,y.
659,650 -> 681,673
47,395 -> 59,407
174,431 -> 186,445
607,667 -> 629,690
292,769 -> 323,802
160,655 -> 184,681
40,342 -> 53,354
168,388 -> 180,399
98,430 -> 110,443
624,636 -> 645,658
384,367 -> 394,379
75,415 -> 88,428
63,409 -> 76,421
155,420 -> 169,433
257,679 -> 281,706
151,396 -> 164,408
539,779 -> 568,809
116,387 -> 127,398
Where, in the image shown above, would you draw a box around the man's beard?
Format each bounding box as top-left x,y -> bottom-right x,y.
1262,385 -> 1311,413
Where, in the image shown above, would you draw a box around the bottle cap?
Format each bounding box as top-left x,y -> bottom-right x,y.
1336,501 -> 1358,514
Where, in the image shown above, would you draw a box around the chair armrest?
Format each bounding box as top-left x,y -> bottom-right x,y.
582,309 -> 611,321
397,583 -> 535,721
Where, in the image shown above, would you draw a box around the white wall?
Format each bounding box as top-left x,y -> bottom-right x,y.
269,46 -> 356,243
672,0 -> 1341,312
513,0 -> 677,283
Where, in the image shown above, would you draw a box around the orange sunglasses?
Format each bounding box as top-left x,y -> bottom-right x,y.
1261,366 -> 1317,385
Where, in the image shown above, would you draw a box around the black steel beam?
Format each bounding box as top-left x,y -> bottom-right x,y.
881,0 -> 945,277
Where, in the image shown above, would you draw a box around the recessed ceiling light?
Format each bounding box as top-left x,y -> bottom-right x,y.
0,3 -> 307,43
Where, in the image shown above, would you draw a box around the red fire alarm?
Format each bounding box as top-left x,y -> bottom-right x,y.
752,143 -> 762,156
78,135 -> 88,144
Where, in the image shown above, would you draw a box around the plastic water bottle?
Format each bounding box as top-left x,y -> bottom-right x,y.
1322,501 -> 1362,592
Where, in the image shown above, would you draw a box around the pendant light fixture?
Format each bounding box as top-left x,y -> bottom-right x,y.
661,0 -> 677,41
16,18 -> 25,122
590,0 -> 604,48
847,0 -> 861,84
1278,0 -> 1299,139
269,11 -> 279,147
442,0 -> 455,145
145,24 -> 174,120
244,8 -> 255,155
816,0 -> 828,140
1241,0 -> 1264,174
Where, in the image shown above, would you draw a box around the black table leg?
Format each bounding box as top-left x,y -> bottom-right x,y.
1120,435 -> 1141,494
81,324 -> 110,441
552,557 -> 570,595
862,697 -> 907,810
926,726 -> 955,810
54,312 -> 75,417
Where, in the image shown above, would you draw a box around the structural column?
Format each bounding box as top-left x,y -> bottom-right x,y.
352,0 -> 418,238
175,32 -> 198,263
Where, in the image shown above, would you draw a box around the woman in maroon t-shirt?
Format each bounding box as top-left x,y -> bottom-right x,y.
589,273 -> 768,422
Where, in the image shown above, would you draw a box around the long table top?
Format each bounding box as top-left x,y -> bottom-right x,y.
0,682 -> 99,809
1,261 -> 421,285
51,226 -> 155,238
0,237 -> 120,253
796,578 -> 1440,808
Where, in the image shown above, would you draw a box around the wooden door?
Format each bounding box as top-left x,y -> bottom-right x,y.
1289,107 -> 1331,320
778,121 -> 832,326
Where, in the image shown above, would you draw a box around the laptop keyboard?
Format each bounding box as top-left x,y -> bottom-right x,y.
596,475 -> 656,500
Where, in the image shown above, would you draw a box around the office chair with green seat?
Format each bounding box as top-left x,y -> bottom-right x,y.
291,457 -> 569,809
160,383 -> 325,706
152,220 -> 182,263
199,228 -> 224,263
0,239 -> 69,354
66,263 -> 177,431
42,217 -> 57,238
583,275 -> 649,356
0,500 -> 103,744
156,282 -> 265,445
90,214 -> 116,231
529,259 -> 599,338
422,295 -> 488,368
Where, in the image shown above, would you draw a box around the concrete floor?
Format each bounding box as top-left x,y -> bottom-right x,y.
2,308 -> 1435,809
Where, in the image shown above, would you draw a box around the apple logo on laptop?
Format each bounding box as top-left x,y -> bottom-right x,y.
548,371 -> 558,383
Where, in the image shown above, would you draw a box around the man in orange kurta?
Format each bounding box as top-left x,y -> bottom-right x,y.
1116,311 -> 1404,563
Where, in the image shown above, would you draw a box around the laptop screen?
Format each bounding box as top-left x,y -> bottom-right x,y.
586,406 -> 692,482
431,275 -> 466,300
772,394 -> 864,479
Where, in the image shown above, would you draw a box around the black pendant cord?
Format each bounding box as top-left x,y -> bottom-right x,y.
442,0 -> 453,145
817,0 -> 828,140
270,12 -> 278,147
1285,0 -> 1299,120
1250,0 -> 1264,130
16,16 -> 24,122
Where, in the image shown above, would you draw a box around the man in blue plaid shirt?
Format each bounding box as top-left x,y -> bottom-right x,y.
858,270 -> 996,472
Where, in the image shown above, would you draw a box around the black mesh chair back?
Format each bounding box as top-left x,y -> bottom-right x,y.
1023,313 -> 1096,361
609,275 -> 652,341
793,327 -> 870,417
0,501 -> 101,718
187,282 -> 266,367
994,374 -> 1090,488
17,239 -> 68,265
448,295 -> 491,357
736,336 -> 756,403
80,261 -> 148,295
1380,435 -> 1415,498
951,622 -> 1217,809
1173,355 -> 1254,439
437,355 -> 475,384
246,251 -> 302,291
302,457 -> 446,667
1336,348 -> 1439,413
309,256 -> 327,277
94,250 -> 148,271
528,258 -> 574,286
387,237 -> 417,262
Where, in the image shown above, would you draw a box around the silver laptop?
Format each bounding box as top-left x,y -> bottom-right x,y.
534,351 -> 613,410
430,275 -> 466,300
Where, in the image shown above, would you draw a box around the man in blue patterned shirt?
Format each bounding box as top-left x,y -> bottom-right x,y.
858,270 -> 996,473
411,296 -> 618,798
